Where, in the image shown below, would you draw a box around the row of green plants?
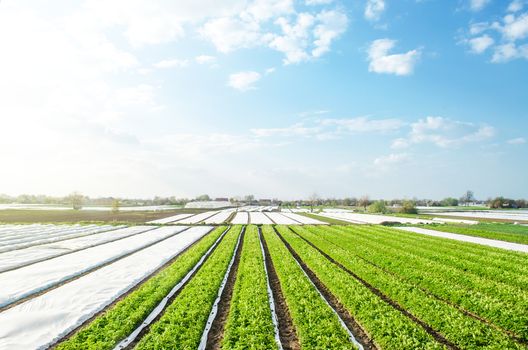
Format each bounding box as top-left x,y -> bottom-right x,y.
274,226 -> 443,349
353,225 -> 528,289
221,225 -> 278,349
357,224 -> 528,279
134,225 -> 242,349
56,225 -> 228,350
420,223 -> 528,245
261,225 -> 356,349
297,226 -> 523,349
325,225 -> 528,342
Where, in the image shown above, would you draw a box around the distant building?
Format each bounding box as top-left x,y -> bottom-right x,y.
215,197 -> 229,202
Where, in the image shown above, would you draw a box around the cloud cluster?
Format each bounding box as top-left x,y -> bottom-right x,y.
251,116 -> 404,140
463,1 -> 528,62
227,71 -> 263,91
200,2 -> 348,64
392,116 -> 495,149
365,0 -> 386,21
367,39 -> 421,76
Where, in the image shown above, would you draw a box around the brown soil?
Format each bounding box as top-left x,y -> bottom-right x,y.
206,227 -> 246,349
260,228 -> 300,350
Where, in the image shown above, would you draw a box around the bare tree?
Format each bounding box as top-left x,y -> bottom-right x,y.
68,192 -> 84,210
358,195 -> 370,211
460,190 -> 475,206
309,193 -> 319,213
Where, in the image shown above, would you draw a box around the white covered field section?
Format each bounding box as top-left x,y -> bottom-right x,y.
149,208 -> 327,225
0,224 -> 212,349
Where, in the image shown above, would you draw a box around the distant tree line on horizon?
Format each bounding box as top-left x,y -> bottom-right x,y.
0,191 -> 526,210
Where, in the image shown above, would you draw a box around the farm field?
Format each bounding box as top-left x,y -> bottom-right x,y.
417,223 -> 528,245
424,210 -> 528,223
1,222 -> 526,349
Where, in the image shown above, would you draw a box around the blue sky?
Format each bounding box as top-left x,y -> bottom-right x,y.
0,0 -> 527,200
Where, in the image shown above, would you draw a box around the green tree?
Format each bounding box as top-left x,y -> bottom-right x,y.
399,200 -> 418,214
111,199 -> 120,214
441,197 -> 459,206
195,194 -> 211,201
367,200 -> 388,214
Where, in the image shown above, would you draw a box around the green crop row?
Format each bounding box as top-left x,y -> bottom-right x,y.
327,225 -> 528,339
274,226 -> 443,350
56,226 -> 227,350
221,225 -> 278,350
343,224 -> 528,286
296,226 -> 524,349
419,223 -> 528,245
261,225 -> 355,349
134,225 -> 242,349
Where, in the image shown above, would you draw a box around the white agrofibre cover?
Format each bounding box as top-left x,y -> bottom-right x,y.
0,226 -> 188,308
231,212 -> 248,224
249,212 -> 273,224
317,212 -> 435,225
265,212 -> 299,225
147,213 -> 194,224
0,224 -> 122,253
176,211 -> 220,224
281,212 -> 328,225
0,226 -> 153,273
0,226 -> 213,350
204,211 -> 233,224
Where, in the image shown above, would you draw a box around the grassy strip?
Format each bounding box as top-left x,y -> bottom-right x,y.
326,225 -> 528,342
419,223 -> 528,245
300,226 -> 524,349
276,226 -> 443,349
55,226 -> 227,350
135,225 -> 241,349
221,225 -> 278,350
298,212 -> 352,225
261,225 -> 354,349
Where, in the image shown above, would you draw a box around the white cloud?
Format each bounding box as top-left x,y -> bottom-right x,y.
312,10 -> 348,57
392,116 -> 495,149
252,117 -> 403,140
200,3 -> 347,64
507,137 -> 526,144
491,42 -> 528,62
501,12 -> 528,41
365,0 -> 386,21
470,0 -> 491,11
306,0 -> 334,4
321,117 -> 403,132
508,0 -> 524,12
468,35 -> 495,53
374,153 -> 409,167
462,8 -> 528,62
195,55 -> 217,64
153,58 -> 189,69
367,39 -> 421,76
227,71 -> 262,91
200,17 -> 263,53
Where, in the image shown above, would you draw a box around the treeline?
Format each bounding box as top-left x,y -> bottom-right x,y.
0,193 -> 189,206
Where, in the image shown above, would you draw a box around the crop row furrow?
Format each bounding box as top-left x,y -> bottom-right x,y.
261,225 -> 356,349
